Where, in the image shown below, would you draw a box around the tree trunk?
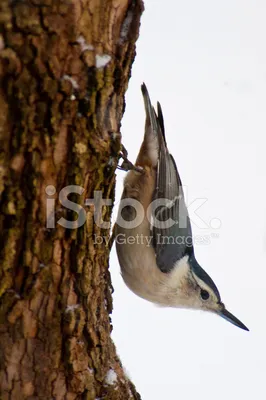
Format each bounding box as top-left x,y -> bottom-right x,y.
0,1 -> 143,399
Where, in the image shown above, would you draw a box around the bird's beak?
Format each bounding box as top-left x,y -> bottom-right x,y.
219,307 -> 249,331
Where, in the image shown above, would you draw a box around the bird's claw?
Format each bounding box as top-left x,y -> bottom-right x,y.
118,145 -> 144,173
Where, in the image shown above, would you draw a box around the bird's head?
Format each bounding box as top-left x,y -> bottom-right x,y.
169,253 -> 249,331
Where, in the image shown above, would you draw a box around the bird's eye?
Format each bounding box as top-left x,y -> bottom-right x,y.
200,289 -> 210,300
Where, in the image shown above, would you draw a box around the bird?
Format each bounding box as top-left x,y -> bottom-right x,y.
115,83 -> 248,331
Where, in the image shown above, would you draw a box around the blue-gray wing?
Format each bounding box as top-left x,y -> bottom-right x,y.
152,102 -> 193,273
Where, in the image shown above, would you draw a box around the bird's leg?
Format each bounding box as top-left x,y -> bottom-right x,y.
117,144 -> 144,173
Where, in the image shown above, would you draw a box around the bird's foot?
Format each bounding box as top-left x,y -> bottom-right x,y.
118,145 -> 144,173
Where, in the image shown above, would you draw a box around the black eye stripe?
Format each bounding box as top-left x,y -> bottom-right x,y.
200,289 -> 210,300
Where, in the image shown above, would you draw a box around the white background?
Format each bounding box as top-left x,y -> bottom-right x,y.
110,1 -> 266,399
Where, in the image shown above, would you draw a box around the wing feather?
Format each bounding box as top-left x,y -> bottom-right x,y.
141,84 -> 194,273
151,106 -> 193,272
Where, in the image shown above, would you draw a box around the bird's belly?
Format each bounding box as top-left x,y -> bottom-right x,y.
115,224 -> 193,308
115,224 -> 164,302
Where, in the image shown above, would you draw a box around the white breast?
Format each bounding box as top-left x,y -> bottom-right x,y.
115,218 -> 191,307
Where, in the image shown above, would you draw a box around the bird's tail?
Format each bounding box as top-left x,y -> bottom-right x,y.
136,83 -> 166,168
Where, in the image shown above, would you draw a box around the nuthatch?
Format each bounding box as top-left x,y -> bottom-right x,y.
115,83 -> 248,331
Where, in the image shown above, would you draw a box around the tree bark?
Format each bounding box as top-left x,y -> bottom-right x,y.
0,1 -> 143,399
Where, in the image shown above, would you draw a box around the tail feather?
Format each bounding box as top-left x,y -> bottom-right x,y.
156,101 -> 166,144
138,83 -> 166,167
141,83 -> 158,134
